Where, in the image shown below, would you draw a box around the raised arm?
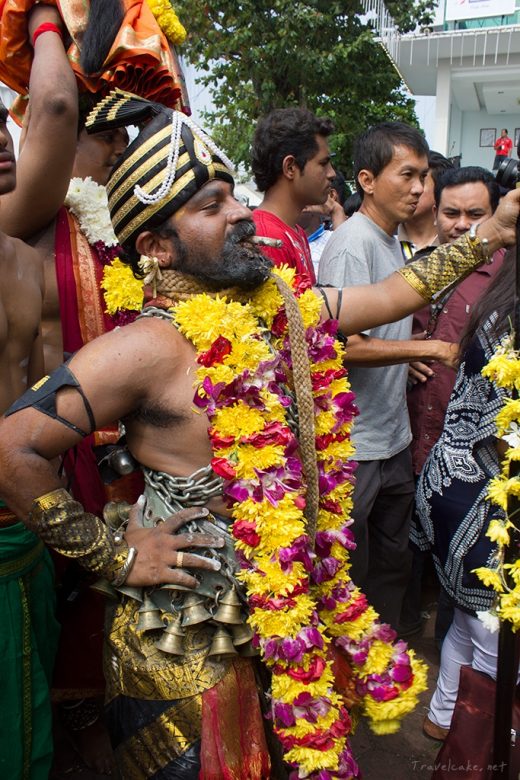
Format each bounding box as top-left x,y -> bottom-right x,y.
326,188 -> 520,337
0,5 -> 78,238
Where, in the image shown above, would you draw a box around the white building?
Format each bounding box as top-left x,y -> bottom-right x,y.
363,0 -> 520,167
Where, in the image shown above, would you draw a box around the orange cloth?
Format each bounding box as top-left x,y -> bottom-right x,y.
0,0 -> 188,123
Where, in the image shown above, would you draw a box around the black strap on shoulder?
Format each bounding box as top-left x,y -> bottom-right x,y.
5,362 -> 96,438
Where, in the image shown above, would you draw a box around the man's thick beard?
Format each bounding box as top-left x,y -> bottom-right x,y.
172,221 -> 273,291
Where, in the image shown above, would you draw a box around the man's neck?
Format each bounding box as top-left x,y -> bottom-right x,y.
258,187 -> 303,230
402,213 -> 437,250
359,201 -> 397,237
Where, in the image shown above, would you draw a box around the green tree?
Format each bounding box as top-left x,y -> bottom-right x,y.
175,0 -> 436,178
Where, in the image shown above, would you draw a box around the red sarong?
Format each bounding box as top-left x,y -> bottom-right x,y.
52,207 -> 142,697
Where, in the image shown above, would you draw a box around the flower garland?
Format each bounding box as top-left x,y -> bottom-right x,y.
146,0 -> 187,45
475,332 -> 520,632
65,177 -> 144,326
173,266 -> 427,779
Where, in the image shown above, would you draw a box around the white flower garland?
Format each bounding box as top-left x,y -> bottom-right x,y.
65,177 -> 118,247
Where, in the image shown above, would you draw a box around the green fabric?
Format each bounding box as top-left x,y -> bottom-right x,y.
0,522 -> 59,779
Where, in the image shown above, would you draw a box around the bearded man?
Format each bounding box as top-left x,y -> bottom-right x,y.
0,91 -> 518,780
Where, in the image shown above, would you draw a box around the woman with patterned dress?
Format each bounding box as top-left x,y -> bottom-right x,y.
414,256 -> 515,737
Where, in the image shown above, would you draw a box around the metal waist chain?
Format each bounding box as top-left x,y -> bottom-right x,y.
143,465 -> 224,514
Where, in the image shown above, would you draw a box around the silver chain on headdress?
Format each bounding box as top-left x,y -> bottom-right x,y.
134,112 -> 236,206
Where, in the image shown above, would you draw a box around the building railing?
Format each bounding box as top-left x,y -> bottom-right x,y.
361,0 -> 520,65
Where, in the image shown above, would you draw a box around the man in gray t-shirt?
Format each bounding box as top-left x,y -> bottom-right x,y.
318,122 -> 457,629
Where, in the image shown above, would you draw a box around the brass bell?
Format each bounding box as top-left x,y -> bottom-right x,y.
180,593 -> 212,627
103,501 -> 131,529
213,587 -> 243,625
208,627 -> 238,658
237,639 -> 260,657
136,595 -> 165,632
155,613 -> 185,656
231,622 -> 254,646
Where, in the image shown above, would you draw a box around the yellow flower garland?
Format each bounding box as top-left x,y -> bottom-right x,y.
146,0 -> 187,45
101,259 -> 145,316
477,334 -> 520,631
173,267 -> 427,777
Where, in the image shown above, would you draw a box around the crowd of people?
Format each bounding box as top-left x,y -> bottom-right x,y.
0,3 -> 519,780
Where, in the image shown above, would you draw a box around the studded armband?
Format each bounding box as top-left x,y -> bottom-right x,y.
397,232 -> 488,302
29,489 -> 137,584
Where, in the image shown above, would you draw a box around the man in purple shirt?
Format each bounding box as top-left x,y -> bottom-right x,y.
400,166 -> 502,641
407,166 -> 502,473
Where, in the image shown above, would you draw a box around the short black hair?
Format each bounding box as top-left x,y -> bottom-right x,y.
434,165 -> 500,212
251,108 -> 334,192
330,170 -> 348,204
427,150 -> 454,185
343,191 -> 362,217
353,121 -> 429,196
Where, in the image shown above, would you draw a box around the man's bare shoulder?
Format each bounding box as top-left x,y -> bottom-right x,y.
0,233 -> 44,286
69,315 -> 189,377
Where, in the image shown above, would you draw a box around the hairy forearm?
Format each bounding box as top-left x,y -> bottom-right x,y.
344,334 -> 450,367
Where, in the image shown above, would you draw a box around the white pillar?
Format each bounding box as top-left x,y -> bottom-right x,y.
433,63 -> 452,156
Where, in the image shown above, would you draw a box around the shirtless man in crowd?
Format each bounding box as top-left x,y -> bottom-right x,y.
0,6 -> 77,775
0,93 -> 519,777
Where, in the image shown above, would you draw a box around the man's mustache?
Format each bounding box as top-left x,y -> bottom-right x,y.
227,220 -> 256,245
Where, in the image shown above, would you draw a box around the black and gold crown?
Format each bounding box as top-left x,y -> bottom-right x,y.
86,89 -> 235,247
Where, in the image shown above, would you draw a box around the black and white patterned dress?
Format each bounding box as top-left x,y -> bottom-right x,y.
413,314 -> 507,615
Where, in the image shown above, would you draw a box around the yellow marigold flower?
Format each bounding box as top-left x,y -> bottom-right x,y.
325,606 -> 380,639
248,596 -> 316,636
213,404 -> 266,438
240,560 -> 308,597
196,363 -> 235,386
498,591 -> 520,630
101,259 -> 144,314
505,560 -> 520,585
227,340 -> 272,372
486,475 -> 518,511
272,663 -> 335,702
297,289 -> 323,328
473,566 -> 504,592
315,410 -> 337,436
363,654 -> 428,732
361,640 -> 395,676
495,399 -> 520,435
285,744 -> 344,773
146,0 -> 187,45
175,297 -> 256,350
234,443 -> 285,478
485,519 -> 511,546
482,353 -> 520,389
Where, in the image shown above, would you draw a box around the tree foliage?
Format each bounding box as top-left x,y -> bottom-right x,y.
174,0 -> 436,178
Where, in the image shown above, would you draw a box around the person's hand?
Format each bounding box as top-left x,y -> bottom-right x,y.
432,340 -> 459,370
123,498 -> 226,588
408,360 -> 433,385
480,187 -> 520,249
28,3 -> 63,42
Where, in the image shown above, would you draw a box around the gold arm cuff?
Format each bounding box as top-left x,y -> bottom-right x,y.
29,489 -> 115,577
397,232 -> 486,303
396,266 -> 431,301
33,488 -> 73,511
